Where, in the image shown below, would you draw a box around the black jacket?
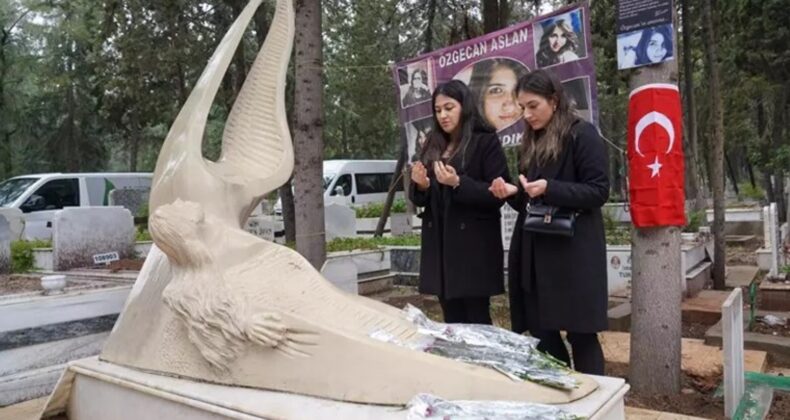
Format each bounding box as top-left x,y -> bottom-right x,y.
507,120 -> 610,333
409,129 -> 510,299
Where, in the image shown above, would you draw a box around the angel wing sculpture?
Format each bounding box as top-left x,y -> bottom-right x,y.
100,0 -> 598,405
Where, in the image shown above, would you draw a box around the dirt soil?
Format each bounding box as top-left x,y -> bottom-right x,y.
607,362 -> 726,419
107,258 -> 145,272
752,321 -> 790,338
726,239 -> 763,266
0,275 -> 44,294
376,287 -> 790,417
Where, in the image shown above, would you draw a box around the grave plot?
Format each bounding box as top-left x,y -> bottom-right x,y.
0,273 -> 132,406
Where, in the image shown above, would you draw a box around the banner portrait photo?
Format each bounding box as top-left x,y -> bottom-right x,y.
392,2 -> 598,159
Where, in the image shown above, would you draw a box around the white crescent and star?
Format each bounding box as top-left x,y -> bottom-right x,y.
635,111 -> 675,178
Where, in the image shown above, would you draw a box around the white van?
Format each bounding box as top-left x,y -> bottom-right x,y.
274,160 -> 404,214
0,172 -> 152,240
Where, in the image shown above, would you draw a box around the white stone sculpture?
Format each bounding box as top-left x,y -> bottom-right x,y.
99,0 -> 598,405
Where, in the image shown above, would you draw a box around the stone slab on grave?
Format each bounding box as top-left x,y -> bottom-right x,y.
599,331 -> 767,377
108,188 -> 149,217
726,265 -> 760,288
39,357 -> 629,420
243,215 -> 276,242
52,207 -> 135,271
758,280 -> 790,312
0,208 -> 24,241
681,289 -> 732,325
607,302 -> 631,332
721,288 -> 744,418
705,310 -> 790,363
324,203 -> 356,240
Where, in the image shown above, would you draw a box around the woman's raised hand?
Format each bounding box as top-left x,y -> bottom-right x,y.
488,177 -> 518,199
519,174 -> 547,198
411,162 -> 430,190
434,162 -> 460,188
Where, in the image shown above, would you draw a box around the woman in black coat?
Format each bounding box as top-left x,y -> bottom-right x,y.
409,80 -> 510,324
489,70 -> 609,375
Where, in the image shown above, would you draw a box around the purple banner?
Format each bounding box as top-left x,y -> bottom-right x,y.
393,3 -> 597,158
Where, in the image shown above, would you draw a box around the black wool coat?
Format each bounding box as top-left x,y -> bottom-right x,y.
409,130 -> 510,300
507,120 -> 610,334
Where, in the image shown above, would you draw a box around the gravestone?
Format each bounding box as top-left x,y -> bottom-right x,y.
722,288 -> 744,418
0,208 -> 24,240
52,207 -> 135,271
324,203 -> 355,240
244,216 -> 276,241
320,255 -> 358,294
0,215 -> 10,274
390,213 -> 411,236
500,205 -> 518,250
108,188 -> 150,217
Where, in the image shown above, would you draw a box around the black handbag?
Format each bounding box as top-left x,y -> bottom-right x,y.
522,201 -> 578,237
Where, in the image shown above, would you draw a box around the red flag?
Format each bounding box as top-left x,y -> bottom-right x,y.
627,83 -> 686,228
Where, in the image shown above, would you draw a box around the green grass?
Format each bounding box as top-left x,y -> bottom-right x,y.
354,199 -> 407,218
11,239 -> 52,273
326,234 -> 421,252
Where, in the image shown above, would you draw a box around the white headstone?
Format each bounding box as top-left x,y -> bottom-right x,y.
722,287 -> 744,418
763,206 -> 771,249
0,215 -> 10,274
769,203 -> 780,277
0,208 -> 24,240
325,204 -> 356,240
244,216 -> 276,241
390,213 -> 411,236
606,246 -> 632,295
108,188 -> 150,217
501,206 -> 518,250
321,255 -> 358,294
52,207 -> 135,271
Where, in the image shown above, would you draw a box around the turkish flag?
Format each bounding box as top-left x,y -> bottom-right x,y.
627,83 -> 686,228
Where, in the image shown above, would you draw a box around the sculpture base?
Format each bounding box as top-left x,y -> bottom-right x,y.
39,357 -> 628,419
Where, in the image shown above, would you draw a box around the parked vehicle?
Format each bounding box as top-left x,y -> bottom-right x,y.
274,160 -> 404,215
0,172 -> 152,239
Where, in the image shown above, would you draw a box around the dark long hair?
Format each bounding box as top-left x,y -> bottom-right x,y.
536,19 -> 579,67
418,80 -> 486,171
517,69 -> 577,170
635,25 -> 673,65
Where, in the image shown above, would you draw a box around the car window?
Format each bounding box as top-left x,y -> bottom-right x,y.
382,173 -> 404,192
0,178 -> 38,207
331,174 -> 352,196
24,178 -> 80,212
354,173 -> 385,194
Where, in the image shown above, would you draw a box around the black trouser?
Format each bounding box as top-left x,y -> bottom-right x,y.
529,329 -> 605,375
438,297 -> 492,324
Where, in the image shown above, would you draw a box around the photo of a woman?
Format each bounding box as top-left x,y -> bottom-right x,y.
399,61 -> 433,108
616,24 -> 674,70
408,80 -> 510,324
467,58 -> 530,132
634,24 -> 673,66
533,10 -> 586,69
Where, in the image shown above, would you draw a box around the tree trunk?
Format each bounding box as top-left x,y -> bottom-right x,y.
293,0 -> 326,269
499,0 -> 509,28
681,0 -> 706,213
483,0 -> 501,34
374,142 -> 407,237
702,0 -> 726,290
280,178 -> 296,244
771,86 -> 787,223
423,0 -> 437,53
628,10 -> 683,395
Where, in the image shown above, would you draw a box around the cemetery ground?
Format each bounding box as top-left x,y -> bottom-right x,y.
3,222 -> 790,418
371,237 -> 790,419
